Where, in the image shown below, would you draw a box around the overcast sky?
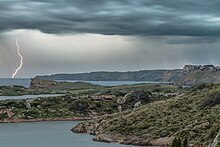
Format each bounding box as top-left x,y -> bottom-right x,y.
1,0 -> 220,78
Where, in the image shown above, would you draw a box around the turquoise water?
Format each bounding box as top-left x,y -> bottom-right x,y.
0,121 -> 137,147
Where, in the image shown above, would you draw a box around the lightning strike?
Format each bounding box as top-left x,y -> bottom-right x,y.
12,38 -> 23,78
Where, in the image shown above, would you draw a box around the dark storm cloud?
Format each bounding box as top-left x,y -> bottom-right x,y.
167,37 -> 220,44
1,0 -> 220,36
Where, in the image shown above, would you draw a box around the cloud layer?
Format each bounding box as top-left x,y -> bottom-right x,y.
1,1 -> 220,78
1,0 -> 220,36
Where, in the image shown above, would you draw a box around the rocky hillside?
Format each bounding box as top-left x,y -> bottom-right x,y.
176,65 -> 220,85
35,70 -> 182,82
72,83 -> 220,146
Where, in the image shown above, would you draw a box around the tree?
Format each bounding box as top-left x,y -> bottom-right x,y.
127,90 -> 151,103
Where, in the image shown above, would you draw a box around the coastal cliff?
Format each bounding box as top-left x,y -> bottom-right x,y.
35,65 -> 220,86
176,65 -> 220,85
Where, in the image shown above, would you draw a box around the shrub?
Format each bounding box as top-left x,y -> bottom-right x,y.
70,99 -> 89,112
0,112 -> 8,120
200,93 -> 220,107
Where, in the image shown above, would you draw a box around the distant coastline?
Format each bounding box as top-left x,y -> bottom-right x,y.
36,69 -> 182,83
35,65 -> 220,86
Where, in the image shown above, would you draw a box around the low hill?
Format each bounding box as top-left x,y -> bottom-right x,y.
72,83 -> 220,146
35,70 -> 182,82
30,78 -> 100,90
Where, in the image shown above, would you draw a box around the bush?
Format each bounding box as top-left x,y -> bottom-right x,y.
0,112 -> 8,120
200,93 -> 220,107
127,90 -> 151,103
70,99 -> 89,112
171,137 -> 182,147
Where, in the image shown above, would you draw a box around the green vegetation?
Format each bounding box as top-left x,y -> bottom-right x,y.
0,79 -> 186,123
171,137 -> 188,147
171,137 -> 181,147
74,83 -> 220,146
0,95 -> 119,120
0,112 -> 8,120
0,80 -> 101,96
0,86 -> 27,96
0,85 -> 63,96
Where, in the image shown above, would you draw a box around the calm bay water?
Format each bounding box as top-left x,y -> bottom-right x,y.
0,94 -> 64,101
0,78 -> 162,88
0,121 -> 137,147
56,80 -> 162,86
0,78 -> 31,87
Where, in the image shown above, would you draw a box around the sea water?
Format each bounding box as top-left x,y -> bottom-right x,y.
0,121 -> 137,147
0,78 -> 163,88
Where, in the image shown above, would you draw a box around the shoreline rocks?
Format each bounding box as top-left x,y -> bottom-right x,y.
71,119 -> 173,146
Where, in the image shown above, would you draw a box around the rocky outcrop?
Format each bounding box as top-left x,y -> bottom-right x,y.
71,119 -> 174,146
176,65 -> 220,86
183,65 -> 220,75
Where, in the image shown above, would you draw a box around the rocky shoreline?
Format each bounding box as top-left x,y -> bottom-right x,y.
0,117 -> 91,123
71,119 -> 172,146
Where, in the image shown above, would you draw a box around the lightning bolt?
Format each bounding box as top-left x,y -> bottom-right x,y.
12,38 -> 23,78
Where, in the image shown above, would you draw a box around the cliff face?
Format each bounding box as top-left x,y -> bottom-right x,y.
175,65 -> 220,85
183,65 -> 220,75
